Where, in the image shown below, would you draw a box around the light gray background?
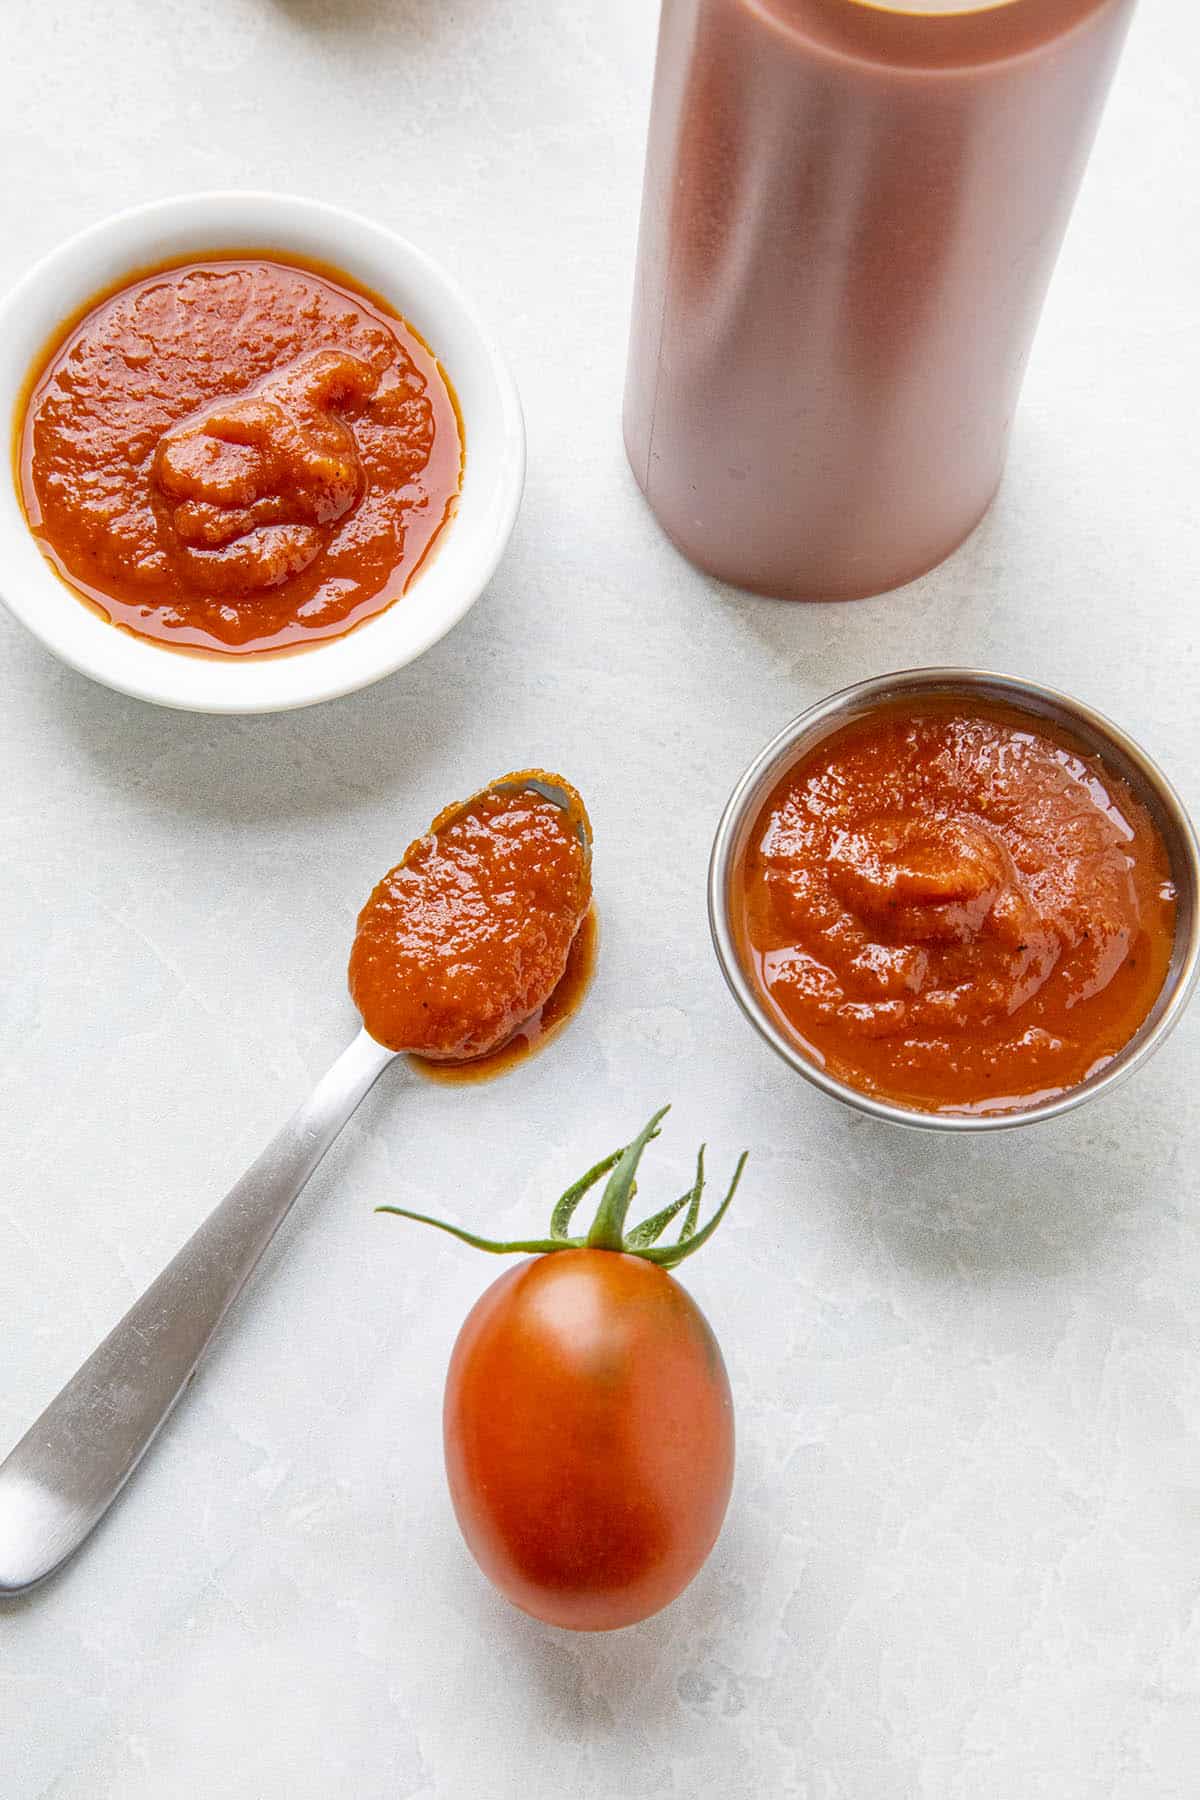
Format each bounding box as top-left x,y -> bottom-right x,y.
2,3 -> 1197,1796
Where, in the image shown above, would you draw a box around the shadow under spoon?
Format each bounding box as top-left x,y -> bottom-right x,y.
0,773 -> 590,1596
0,1026 -> 397,1597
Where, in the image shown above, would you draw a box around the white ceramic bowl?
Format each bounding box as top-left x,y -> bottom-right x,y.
0,192 -> 525,712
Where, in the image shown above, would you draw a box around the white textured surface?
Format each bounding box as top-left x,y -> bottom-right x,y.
1,3 -> 1198,1795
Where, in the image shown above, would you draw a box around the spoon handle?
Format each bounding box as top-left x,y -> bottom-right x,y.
0,1028 -> 395,1596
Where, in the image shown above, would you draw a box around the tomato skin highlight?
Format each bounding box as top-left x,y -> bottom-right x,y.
443,1249 -> 734,1631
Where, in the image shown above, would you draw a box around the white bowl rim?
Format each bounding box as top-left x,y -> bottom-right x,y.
0,190 -> 525,713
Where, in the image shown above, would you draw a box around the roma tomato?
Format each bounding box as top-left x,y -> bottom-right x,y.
382,1106 -> 747,1632
444,1248 -> 733,1631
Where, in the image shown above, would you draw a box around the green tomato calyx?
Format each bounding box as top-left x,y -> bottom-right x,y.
377,1106 -> 747,1270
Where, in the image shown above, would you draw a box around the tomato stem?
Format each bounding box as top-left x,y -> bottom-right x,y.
378,1107 -> 747,1272
624,1189 -> 690,1249
679,1146 -> 705,1243
585,1108 -> 670,1251
373,1207 -> 576,1257
636,1152 -> 748,1269
550,1146 -> 625,1239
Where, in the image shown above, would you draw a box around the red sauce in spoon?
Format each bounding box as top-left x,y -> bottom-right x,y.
349,772 -> 594,1069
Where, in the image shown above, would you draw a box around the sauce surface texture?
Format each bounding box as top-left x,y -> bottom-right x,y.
414,908 -> 598,1084
735,700 -> 1176,1115
18,256 -> 462,653
350,774 -> 592,1061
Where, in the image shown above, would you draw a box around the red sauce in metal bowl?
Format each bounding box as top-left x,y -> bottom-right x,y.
733,698 -> 1177,1116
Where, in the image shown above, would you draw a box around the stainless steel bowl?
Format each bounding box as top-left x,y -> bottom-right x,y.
708,668 -> 1200,1132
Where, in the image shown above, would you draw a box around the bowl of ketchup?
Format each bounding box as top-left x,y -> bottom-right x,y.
709,669 -> 1200,1131
0,192 -> 524,712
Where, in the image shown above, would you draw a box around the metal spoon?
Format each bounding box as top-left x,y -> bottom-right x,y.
0,776 -> 589,1595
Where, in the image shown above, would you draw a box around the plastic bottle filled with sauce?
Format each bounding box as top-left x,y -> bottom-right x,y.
624,0 -> 1137,601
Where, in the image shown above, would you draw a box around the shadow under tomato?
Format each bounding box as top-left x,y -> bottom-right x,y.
480,1564 -> 722,1724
